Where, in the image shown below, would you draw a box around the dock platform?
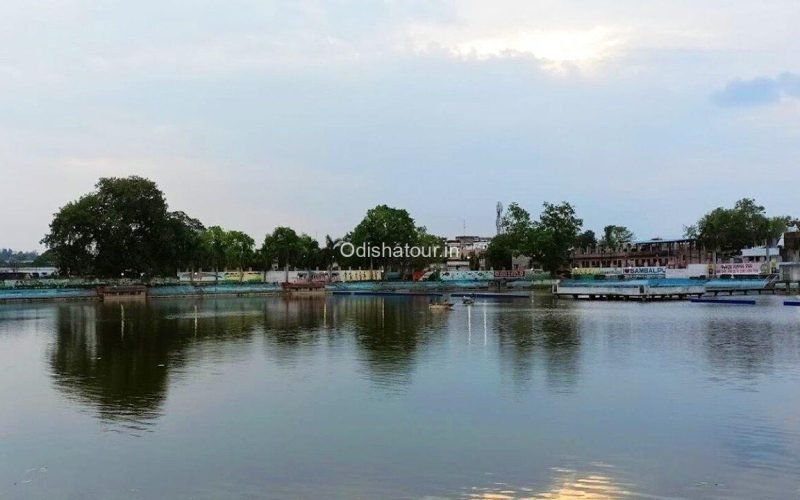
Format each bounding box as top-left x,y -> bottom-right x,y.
554,279 -> 706,300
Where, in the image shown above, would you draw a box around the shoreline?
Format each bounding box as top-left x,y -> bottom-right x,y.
0,281 -> 553,304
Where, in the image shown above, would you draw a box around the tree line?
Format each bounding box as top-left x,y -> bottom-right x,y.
41,177 -> 452,278
482,197 -> 796,272
1,249 -> 40,266
39,176 -> 797,278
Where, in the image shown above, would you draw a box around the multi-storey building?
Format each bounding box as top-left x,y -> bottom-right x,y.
572,238 -> 707,270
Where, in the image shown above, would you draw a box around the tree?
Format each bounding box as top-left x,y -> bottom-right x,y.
262,227 -> 302,282
319,235 -> 342,279
498,202 -> 537,259
200,226 -> 229,274
600,225 -> 635,250
163,211 -> 205,275
42,194 -> 99,276
575,230 -> 597,250
347,205 -> 418,275
225,230 -> 256,275
410,226 -> 447,272
501,202 -> 533,237
485,233 -> 515,269
533,202 -> 583,274
692,198 -> 791,258
296,234 -> 321,271
32,249 -> 56,267
0,249 -> 39,265
91,176 -> 171,276
41,176 -> 200,278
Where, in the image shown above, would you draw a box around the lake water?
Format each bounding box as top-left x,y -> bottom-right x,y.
1,294 -> 799,499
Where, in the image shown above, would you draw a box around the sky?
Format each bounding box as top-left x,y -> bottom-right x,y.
1,0 -> 799,250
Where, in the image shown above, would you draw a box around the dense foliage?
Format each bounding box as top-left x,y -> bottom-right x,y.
42,177 -> 255,277
41,180 -> 448,278
685,198 -> 791,257
489,201 -> 583,274
341,204 -> 446,278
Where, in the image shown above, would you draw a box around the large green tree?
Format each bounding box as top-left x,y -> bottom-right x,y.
689,198 -> 791,262
489,201 -> 583,274
533,202 -> 583,274
345,205 -> 418,274
261,226 -> 303,281
485,233 -> 516,269
42,176 -> 201,277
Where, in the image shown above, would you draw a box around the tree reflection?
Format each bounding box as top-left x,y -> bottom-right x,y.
48,299 -> 263,430
494,303 -> 581,392
337,296 -> 447,391
260,296 -> 327,367
49,302 -> 174,431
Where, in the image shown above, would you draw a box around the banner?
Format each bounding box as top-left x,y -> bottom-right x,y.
622,267 -> 666,277
716,262 -> 764,275
494,270 -> 527,279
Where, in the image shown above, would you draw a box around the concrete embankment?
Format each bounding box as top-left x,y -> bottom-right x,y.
0,279 -> 554,304
0,283 -> 283,303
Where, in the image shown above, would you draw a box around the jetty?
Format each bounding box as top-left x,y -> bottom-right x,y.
553,277 -> 781,301
554,279 -> 706,301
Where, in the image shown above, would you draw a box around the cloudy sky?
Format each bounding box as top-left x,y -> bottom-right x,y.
2,0 -> 799,250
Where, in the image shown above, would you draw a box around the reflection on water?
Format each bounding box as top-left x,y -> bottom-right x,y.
464,465 -> 636,499
2,294 -> 800,498
494,302 -> 582,393
345,296 -> 449,391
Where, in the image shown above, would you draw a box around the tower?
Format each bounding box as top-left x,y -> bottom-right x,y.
496,202 -> 503,235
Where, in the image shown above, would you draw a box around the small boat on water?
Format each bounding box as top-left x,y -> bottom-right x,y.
429,302 -> 454,311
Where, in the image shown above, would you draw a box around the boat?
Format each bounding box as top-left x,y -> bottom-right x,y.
429,302 -> 454,311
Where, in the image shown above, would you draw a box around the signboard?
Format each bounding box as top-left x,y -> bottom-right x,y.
572,267 -> 618,276
715,262 -> 764,275
494,270 -> 526,279
622,267 -> 666,277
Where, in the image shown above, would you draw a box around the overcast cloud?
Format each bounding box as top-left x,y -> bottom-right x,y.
2,0 -> 799,249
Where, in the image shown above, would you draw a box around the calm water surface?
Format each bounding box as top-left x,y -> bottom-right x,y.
1,293 -> 799,499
